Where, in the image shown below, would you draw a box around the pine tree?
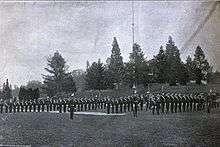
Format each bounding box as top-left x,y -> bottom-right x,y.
193,46 -> 211,84
179,62 -> 189,85
85,59 -> 107,90
165,36 -> 182,85
154,46 -> 167,83
107,37 -> 124,89
18,86 -> 25,100
42,51 -> 76,97
124,43 -> 149,87
33,88 -> 40,99
185,55 -> 195,82
2,79 -> 12,101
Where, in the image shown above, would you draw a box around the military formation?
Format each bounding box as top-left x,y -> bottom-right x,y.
0,90 -> 219,119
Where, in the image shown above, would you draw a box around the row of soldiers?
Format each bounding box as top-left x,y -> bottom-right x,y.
0,91 -> 219,119
0,97 -> 114,114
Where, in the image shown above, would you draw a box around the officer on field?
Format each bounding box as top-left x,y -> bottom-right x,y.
189,94 -> 193,112
123,98 -> 127,113
177,94 -> 182,112
133,98 -> 138,117
107,99 -> 111,114
5,103 -> 8,113
150,95 -> 156,115
69,104 -> 75,119
13,102 -> 16,113
111,99 -> 115,113
182,94 -> 186,112
174,94 -> 178,113
155,94 -> 160,115
115,100 -> 119,113
160,93 -> 165,113
9,102 -> 13,113
119,98 -> 123,113
165,93 -> 170,113
127,97 -> 131,112
0,102 -> 3,113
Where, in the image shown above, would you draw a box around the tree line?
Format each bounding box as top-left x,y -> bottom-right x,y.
0,36 -> 215,100
84,36 -> 213,91
37,36 -> 214,97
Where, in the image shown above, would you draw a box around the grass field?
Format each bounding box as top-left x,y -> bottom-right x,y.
0,107 -> 219,147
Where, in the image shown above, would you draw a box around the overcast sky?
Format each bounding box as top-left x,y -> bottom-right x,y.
0,1 -> 219,86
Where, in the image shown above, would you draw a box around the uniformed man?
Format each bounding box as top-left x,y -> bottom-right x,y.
119,98 -> 123,113
165,93 -> 170,113
94,96 -> 98,110
0,102 -> 3,113
133,99 -> 138,117
63,100 -> 67,113
41,100 -> 45,112
140,95 -> 144,111
80,99 -> 84,111
69,104 -> 75,119
84,99 -> 88,111
52,99 -> 56,111
127,97 -> 131,112
174,94 -> 178,113
17,102 -> 20,112
189,94 -> 193,112
178,94 -> 182,112
170,94 -> 174,113
150,96 -> 156,115
33,100 -> 36,112
107,99 -> 110,114
37,100 -> 41,112
160,94 -> 165,113
131,96 -> 134,112
21,101 -> 24,112
111,100 -> 115,113
182,94 -> 186,112
13,102 -> 16,113
9,102 -> 12,113
5,103 -> 8,113
29,100 -> 32,112
123,98 -> 127,113
155,94 -> 160,115
186,94 -> 190,112
115,100 -> 119,113
46,100 -> 50,112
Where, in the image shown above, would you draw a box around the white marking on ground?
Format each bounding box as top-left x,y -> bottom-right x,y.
49,111 -> 125,116
0,145 -> 31,147
75,112 -> 126,116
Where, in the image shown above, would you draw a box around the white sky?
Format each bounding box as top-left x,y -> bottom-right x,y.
0,1 -> 219,86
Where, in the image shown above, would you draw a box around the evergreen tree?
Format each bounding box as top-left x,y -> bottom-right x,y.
124,43 -> 150,87
185,55 -> 195,82
33,88 -> 40,99
42,51 -> 76,97
154,46 -> 167,83
165,36 -> 182,85
107,37 -> 124,89
193,46 -> 211,84
179,62 -> 189,85
2,79 -> 13,101
18,86 -> 25,100
62,75 -> 77,93
85,59 -> 107,90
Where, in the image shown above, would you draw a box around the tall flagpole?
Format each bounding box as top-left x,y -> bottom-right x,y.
132,0 -> 137,94
132,0 -> 135,45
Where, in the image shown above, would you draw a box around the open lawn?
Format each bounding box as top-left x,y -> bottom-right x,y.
0,108 -> 219,147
